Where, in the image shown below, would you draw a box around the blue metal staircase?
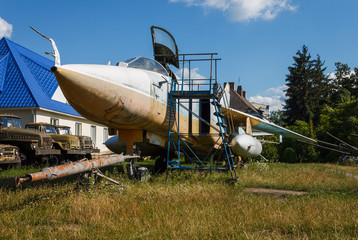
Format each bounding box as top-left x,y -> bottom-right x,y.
166,53 -> 237,178
211,93 -> 236,172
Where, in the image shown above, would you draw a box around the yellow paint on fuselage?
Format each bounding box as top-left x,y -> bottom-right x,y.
54,67 -> 219,151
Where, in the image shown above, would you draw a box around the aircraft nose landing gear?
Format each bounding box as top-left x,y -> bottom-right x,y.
127,159 -> 150,181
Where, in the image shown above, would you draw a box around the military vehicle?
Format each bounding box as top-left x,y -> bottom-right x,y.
0,144 -> 20,167
55,125 -> 100,159
0,114 -> 61,166
25,122 -> 96,161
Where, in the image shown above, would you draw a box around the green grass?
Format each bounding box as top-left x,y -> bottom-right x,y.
0,165 -> 41,178
0,162 -> 357,239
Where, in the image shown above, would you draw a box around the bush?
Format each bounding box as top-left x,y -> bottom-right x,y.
325,151 -> 340,163
261,136 -> 279,162
279,120 -> 319,162
281,147 -> 298,163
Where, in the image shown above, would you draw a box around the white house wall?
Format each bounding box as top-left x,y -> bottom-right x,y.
0,109 -> 34,126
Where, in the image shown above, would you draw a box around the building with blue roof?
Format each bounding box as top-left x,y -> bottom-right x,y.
0,37 -> 110,152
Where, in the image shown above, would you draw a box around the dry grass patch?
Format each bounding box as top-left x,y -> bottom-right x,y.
0,163 -> 357,239
245,187 -> 309,197
241,163 -> 358,193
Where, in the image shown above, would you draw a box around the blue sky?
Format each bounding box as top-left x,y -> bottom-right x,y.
1,0 -> 357,111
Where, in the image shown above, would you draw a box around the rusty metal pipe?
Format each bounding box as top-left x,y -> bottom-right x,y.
15,154 -> 138,187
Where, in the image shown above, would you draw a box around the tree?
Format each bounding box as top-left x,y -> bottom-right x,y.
281,147 -> 297,163
352,68 -> 358,97
310,55 -> 329,125
284,45 -> 313,125
261,135 -> 279,162
284,46 -> 328,126
269,110 -> 286,126
286,120 -> 319,162
316,98 -> 358,162
333,62 -> 352,91
329,62 -> 354,106
317,98 -> 358,144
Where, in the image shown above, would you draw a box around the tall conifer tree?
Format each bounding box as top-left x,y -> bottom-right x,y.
284,46 -> 328,126
311,55 -> 329,125
284,45 -> 313,125
352,67 -> 358,97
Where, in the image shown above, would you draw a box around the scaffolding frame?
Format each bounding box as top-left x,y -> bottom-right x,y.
166,53 -> 237,178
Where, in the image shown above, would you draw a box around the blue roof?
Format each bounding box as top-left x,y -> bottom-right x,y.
0,38 -> 80,116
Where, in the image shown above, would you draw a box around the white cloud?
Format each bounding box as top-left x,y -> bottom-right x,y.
264,85 -> 287,97
169,0 -> 297,22
327,72 -> 336,80
249,85 -> 287,111
327,71 -> 354,81
174,67 -> 207,91
175,67 -> 206,79
0,18 -> 13,38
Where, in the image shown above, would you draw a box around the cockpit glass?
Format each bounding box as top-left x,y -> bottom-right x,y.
152,28 -> 177,56
124,57 -> 135,63
125,57 -> 168,76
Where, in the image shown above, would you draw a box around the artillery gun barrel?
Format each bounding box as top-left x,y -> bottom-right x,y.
15,154 -> 138,187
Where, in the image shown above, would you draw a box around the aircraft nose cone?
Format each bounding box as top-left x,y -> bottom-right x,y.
52,64 -> 155,129
52,65 -> 117,123
53,66 -> 92,102
50,66 -> 58,73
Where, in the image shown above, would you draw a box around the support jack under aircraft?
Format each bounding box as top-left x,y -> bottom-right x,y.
32,26 -> 319,176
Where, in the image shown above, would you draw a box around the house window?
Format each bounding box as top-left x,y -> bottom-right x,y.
108,128 -> 117,135
50,118 -> 59,126
90,125 -> 96,146
75,123 -> 82,136
103,128 -> 108,141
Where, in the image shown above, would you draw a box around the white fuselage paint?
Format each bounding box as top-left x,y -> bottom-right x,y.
54,63 -> 261,157
54,64 -> 174,134
60,64 -> 169,104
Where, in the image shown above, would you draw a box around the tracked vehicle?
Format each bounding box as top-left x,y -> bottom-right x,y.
0,114 -> 61,165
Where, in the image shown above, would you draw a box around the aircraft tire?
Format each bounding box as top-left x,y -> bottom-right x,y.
18,152 -> 28,166
48,155 -> 59,166
154,155 -> 167,174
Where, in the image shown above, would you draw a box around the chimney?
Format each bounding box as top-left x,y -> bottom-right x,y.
237,85 -> 243,96
228,82 -> 235,90
243,91 -> 246,98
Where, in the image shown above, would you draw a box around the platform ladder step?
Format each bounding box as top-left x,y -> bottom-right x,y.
211,96 -> 236,171
211,100 -> 222,108
216,122 -> 227,128
213,111 -> 225,118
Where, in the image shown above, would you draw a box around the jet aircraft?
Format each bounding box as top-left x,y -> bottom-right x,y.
32,26 -> 316,170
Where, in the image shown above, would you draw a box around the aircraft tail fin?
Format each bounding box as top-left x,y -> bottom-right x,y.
246,117 -> 253,135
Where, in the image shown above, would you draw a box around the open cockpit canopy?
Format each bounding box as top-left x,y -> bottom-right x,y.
151,26 -> 179,68
123,57 -> 169,76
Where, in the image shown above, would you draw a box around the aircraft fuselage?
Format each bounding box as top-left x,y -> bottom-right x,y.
52,64 -> 172,135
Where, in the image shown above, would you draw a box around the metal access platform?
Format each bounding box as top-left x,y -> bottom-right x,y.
166,53 -> 238,178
